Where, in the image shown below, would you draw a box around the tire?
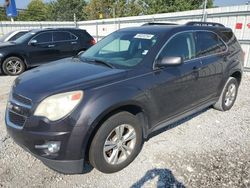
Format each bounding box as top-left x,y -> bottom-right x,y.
213,77 -> 239,111
2,56 -> 25,76
89,112 -> 144,173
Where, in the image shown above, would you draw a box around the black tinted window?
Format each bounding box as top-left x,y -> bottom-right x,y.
70,33 -> 77,40
34,32 -> 52,43
196,31 -> 227,57
53,32 -> 75,42
159,32 -> 196,61
9,31 -> 28,41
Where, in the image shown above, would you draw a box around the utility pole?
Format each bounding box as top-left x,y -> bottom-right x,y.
202,0 -> 207,22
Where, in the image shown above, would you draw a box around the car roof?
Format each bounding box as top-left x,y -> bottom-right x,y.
30,27 -> 85,33
119,22 -> 232,34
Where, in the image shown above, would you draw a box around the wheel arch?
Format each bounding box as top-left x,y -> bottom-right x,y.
83,103 -> 149,161
230,71 -> 242,84
1,53 -> 28,68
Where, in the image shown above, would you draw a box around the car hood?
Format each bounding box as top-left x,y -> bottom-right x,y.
0,41 -> 16,48
13,58 -> 127,102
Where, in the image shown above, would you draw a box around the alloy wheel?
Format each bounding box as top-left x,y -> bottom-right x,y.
6,60 -> 22,75
224,83 -> 236,107
103,124 -> 137,165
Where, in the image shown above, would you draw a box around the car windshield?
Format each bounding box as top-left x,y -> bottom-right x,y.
0,31 -> 14,42
80,31 -> 159,68
15,32 -> 36,43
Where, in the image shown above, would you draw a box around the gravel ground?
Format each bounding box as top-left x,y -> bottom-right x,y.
0,73 -> 250,188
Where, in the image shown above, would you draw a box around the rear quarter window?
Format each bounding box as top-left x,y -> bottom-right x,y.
221,30 -> 241,52
79,30 -> 93,41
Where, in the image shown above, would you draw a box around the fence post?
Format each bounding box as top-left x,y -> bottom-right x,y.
118,19 -> 120,30
0,22 -> 4,36
96,21 -> 99,42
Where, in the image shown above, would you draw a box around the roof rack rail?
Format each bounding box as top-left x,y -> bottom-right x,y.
186,21 -> 225,28
142,22 -> 178,26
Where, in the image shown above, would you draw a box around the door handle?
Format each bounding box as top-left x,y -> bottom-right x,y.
193,66 -> 202,72
48,44 -> 55,48
71,41 -> 77,45
192,66 -> 201,79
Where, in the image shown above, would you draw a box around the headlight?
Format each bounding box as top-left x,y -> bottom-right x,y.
34,91 -> 83,121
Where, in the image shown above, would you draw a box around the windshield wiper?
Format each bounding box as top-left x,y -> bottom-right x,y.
81,57 -> 115,69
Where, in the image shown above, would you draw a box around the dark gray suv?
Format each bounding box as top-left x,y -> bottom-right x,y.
5,22 -> 244,174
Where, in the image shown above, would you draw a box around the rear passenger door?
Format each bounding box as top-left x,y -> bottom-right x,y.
195,31 -> 227,102
53,31 -> 80,59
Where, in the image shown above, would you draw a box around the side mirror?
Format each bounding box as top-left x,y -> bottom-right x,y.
29,39 -> 38,46
74,50 -> 85,58
156,56 -> 183,68
77,51 -> 85,56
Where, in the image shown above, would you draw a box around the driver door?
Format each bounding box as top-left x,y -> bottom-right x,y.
150,31 -> 203,123
27,32 -> 58,65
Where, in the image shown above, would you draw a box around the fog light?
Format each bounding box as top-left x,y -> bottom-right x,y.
47,142 -> 61,154
35,141 -> 61,154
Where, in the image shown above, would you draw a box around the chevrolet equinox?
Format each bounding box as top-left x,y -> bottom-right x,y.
0,28 -> 95,76
5,22 -> 244,174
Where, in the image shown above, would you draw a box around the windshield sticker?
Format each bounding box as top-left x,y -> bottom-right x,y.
134,34 -> 154,40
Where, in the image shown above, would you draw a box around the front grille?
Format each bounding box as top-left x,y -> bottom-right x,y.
8,92 -> 32,128
9,111 -> 26,127
12,93 -> 32,106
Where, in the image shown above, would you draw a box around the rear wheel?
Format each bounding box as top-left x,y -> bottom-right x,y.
2,57 -> 25,76
213,77 -> 239,111
89,112 -> 143,173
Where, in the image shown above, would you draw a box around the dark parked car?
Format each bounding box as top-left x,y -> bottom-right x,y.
6,22 -> 244,174
0,28 -> 95,75
0,30 -> 29,43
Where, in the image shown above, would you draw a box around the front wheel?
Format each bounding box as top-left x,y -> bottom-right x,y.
89,112 -> 144,173
213,77 -> 239,111
2,57 -> 25,76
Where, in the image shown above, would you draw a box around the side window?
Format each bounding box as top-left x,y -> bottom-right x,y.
53,32 -> 73,42
159,32 -> 196,61
196,31 -> 227,57
221,31 -> 234,44
70,33 -> 77,40
33,32 -> 53,43
99,39 -> 130,54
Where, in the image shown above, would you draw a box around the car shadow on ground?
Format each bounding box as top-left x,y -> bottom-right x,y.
131,168 -> 185,188
147,108 -> 209,140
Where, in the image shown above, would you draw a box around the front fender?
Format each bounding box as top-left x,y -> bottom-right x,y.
68,86 -> 150,159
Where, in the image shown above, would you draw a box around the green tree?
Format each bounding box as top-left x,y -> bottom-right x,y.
84,0 -> 145,20
84,0 -> 114,20
84,0 -> 213,20
18,0 -> 48,21
0,8 -> 8,21
142,0 -> 214,15
47,0 -> 87,21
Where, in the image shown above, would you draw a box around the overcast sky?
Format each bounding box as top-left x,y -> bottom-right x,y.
0,0 -> 249,9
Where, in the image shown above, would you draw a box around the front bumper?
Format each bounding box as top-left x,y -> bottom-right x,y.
6,121 -> 85,174
5,90 -> 89,174
39,157 -> 84,174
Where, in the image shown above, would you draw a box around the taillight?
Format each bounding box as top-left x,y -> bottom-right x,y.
89,39 -> 96,45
